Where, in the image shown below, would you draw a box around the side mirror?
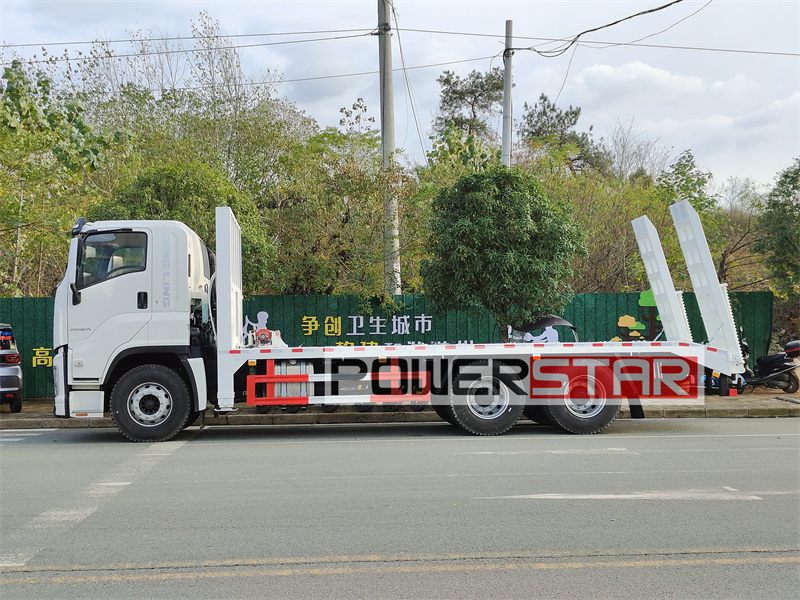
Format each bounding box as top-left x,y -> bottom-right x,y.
70,283 -> 81,306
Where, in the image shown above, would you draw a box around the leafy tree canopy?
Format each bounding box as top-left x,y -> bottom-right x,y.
88,161 -> 272,295
421,167 -> 586,341
518,93 -> 610,174
433,68 -> 504,142
754,158 -> 800,303
1,60 -> 126,296
1,60 -> 124,173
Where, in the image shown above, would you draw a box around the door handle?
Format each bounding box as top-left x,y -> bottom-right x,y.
137,292 -> 148,309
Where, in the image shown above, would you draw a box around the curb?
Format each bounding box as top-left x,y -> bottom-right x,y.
2,397 -> 799,430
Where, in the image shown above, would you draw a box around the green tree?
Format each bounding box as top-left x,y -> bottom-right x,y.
88,161 -> 272,294
715,177 -> 768,290
655,150 -> 715,214
1,60 -> 124,296
421,168 -> 586,341
517,93 -> 610,174
754,159 -> 800,338
433,68 -> 504,142
534,166 -> 667,293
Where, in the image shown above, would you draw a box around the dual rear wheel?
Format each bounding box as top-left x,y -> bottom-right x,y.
448,365 -> 619,436
525,376 -> 620,434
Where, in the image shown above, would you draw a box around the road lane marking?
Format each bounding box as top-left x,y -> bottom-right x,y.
545,447 -> 632,455
478,488 -> 768,500
0,431 -> 52,444
2,553 -> 797,585
0,438 -> 190,567
459,448 -> 635,456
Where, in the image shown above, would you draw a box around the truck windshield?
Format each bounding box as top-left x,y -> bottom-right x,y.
77,231 -> 147,289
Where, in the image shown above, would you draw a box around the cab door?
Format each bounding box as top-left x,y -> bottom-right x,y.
67,229 -> 152,383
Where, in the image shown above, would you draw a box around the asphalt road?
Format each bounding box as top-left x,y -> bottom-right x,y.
1,419 -> 798,599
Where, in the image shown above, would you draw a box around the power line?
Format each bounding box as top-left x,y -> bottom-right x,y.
551,0 -> 712,103
396,28 -> 799,58
5,24 -> 796,73
2,28 -> 376,49
525,0 -> 689,58
281,55 -> 495,85
391,2 -> 429,165
2,30 -> 377,66
580,0 -> 712,53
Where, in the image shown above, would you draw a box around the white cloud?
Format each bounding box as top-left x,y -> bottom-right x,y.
573,61 -> 705,104
710,74 -> 758,98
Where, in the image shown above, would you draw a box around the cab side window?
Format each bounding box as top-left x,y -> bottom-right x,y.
77,232 -> 147,289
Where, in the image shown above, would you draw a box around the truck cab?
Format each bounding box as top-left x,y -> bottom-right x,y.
53,218 -> 215,424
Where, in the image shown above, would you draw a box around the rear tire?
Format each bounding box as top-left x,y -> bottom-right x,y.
523,404 -> 556,426
544,375 -> 619,434
9,395 -> 22,413
110,365 -> 190,442
786,372 -> 799,394
431,402 -> 456,425
450,361 -> 524,436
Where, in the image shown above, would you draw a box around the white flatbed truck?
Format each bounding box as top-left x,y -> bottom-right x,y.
52,200 -> 745,442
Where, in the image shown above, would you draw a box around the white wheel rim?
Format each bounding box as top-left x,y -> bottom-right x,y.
563,378 -> 606,419
127,382 -> 173,426
465,378 -> 510,420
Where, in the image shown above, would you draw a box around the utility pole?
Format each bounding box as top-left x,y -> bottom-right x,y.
501,20 -> 513,167
378,0 -> 401,294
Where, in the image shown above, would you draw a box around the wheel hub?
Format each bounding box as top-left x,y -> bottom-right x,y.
563,383 -> 606,419
128,383 -> 172,426
466,379 -> 509,419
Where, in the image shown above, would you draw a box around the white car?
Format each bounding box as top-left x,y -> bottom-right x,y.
0,323 -> 23,413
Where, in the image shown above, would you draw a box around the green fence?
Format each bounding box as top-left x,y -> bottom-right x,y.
0,291 -> 773,399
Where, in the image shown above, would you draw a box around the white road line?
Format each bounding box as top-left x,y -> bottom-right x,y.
478,489 -> 766,501
0,429 -> 56,434
0,438 -> 189,567
460,448 -> 635,456
546,448 -> 632,455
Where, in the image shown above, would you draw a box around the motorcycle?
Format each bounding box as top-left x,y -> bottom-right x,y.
739,339 -> 800,394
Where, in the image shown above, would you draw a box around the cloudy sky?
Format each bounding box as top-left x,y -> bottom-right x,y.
1,0 -> 798,187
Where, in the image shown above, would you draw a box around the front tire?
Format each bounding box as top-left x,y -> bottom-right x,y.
786,372 -> 799,394
450,361 -> 524,436
110,365 -> 190,442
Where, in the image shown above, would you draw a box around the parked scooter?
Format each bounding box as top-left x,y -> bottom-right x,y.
739,339 -> 800,394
